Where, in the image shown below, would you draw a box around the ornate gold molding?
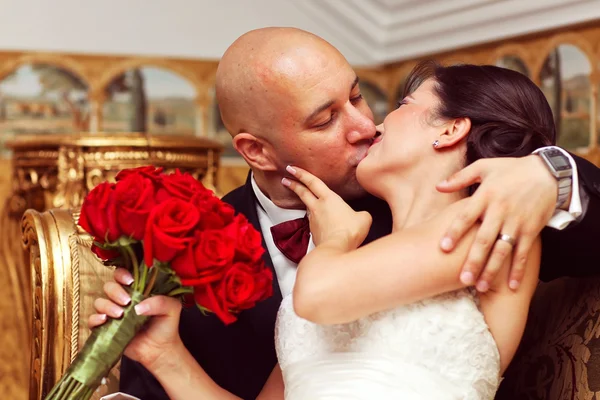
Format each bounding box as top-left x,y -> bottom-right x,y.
0,52 -> 90,83
530,31 -> 596,81
486,43 -> 536,70
21,210 -> 47,400
67,232 -> 81,362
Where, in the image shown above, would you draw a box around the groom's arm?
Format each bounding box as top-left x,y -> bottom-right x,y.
539,153 -> 600,281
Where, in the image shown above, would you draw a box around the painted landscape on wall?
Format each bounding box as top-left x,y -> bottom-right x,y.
103,66 -> 197,135
0,63 -> 89,155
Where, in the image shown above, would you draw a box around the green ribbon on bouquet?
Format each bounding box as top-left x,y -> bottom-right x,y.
45,291 -> 148,399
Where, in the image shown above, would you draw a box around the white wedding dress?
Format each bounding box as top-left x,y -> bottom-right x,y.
275,288 -> 501,399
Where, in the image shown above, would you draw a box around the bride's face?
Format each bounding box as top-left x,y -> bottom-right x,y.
357,79 -> 446,196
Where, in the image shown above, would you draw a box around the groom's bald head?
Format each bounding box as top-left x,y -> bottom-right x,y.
215,27 -> 348,138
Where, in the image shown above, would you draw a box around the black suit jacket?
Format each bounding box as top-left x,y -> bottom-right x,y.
120,155 -> 599,399
119,173 -> 391,399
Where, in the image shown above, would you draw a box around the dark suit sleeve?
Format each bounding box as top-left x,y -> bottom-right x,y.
539,154 -> 600,282
119,356 -> 169,400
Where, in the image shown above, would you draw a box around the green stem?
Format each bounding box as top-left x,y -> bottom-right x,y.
140,261 -> 149,292
168,286 -> 193,297
143,267 -> 159,297
123,245 -> 140,291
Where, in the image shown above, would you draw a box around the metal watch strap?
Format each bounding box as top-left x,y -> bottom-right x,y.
557,176 -> 572,209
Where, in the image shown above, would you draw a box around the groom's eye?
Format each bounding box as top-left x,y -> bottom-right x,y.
314,114 -> 335,129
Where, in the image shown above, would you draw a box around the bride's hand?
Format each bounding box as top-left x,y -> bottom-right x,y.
282,165 -> 372,250
88,268 -> 184,372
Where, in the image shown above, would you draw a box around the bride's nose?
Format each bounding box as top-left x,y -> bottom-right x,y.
376,123 -> 384,136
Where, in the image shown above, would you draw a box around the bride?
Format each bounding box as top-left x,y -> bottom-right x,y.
91,61 -> 552,399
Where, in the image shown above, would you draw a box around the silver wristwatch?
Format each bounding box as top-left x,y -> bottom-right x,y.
536,147 -> 573,209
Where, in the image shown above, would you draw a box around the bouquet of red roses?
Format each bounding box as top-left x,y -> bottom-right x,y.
45,166 -> 273,400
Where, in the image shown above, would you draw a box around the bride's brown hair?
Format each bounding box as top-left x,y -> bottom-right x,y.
403,61 -> 556,167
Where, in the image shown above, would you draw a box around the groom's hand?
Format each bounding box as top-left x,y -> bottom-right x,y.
436,156 -> 557,291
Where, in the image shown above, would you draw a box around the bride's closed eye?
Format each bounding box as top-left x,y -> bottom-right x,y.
396,99 -> 408,109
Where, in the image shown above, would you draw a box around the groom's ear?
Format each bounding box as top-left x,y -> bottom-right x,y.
438,117 -> 471,148
233,132 -> 278,171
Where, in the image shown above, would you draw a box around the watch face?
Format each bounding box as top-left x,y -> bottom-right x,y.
540,149 -> 572,177
549,154 -> 570,169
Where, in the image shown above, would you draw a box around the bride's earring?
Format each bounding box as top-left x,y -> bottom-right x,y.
432,140 -> 440,149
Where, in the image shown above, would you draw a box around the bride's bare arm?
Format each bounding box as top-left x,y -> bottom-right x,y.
293,203 -> 482,324
148,346 -> 284,400
257,365 -> 285,400
479,238 -> 541,374
147,341 -> 242,399
283,166 -> 540,326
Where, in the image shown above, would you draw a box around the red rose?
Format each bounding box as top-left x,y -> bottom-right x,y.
156,170 -> 210,203
79,182 -> 121,243
91,242 -> 120,261
171,229 -> 236,283
143,198 -> 200,266
115,166 -> 163,181
193,284 -> 236,324
195,229 -> 236,267
227,214 -> 264,262
193,262 -> 273,325
221,262 -> 273,310
113,174 -> 156,240
194,195 -> 236,230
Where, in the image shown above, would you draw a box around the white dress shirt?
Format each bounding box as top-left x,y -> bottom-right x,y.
251,175 -> 315,298
250,147 -> 582,296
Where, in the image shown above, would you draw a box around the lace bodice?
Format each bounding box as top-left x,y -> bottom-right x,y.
275,289 -> 501,399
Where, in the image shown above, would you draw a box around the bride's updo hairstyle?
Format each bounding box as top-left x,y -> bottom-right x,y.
403,61 -> 556,167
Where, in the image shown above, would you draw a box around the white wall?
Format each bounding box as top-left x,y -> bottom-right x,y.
0,0 -> 599,67
0,0 -> 370,64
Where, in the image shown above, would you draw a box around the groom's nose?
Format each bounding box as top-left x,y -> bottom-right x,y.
347,126 -> 376,144
345,104 -> 376,144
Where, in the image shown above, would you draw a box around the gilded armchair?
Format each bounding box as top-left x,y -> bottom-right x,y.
23,207 -> 123,400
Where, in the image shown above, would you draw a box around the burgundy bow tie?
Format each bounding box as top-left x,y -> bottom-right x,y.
270,215 -> 310,264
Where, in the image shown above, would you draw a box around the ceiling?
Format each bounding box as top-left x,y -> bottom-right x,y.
1,0 -> 599,66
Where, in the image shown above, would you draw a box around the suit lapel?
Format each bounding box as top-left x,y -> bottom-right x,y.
226,173 -> 283,334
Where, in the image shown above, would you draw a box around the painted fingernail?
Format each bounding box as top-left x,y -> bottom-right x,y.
281,178 -> 291,187
135,303 -> 148,315
476,280 -> 489,292
509,280 -> 520,290
120,294 -> 131,305
286,165 -> 297,174
460,271 -> 474,285
438,180 -> 449,187
124,275 -> 134,285
98,314 -> 107,321
113,307 -> 124,317
441,237 -> 453,250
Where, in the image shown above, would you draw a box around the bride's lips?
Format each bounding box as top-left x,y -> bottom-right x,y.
367,134 -> 382,154
372,132 -> 383,144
